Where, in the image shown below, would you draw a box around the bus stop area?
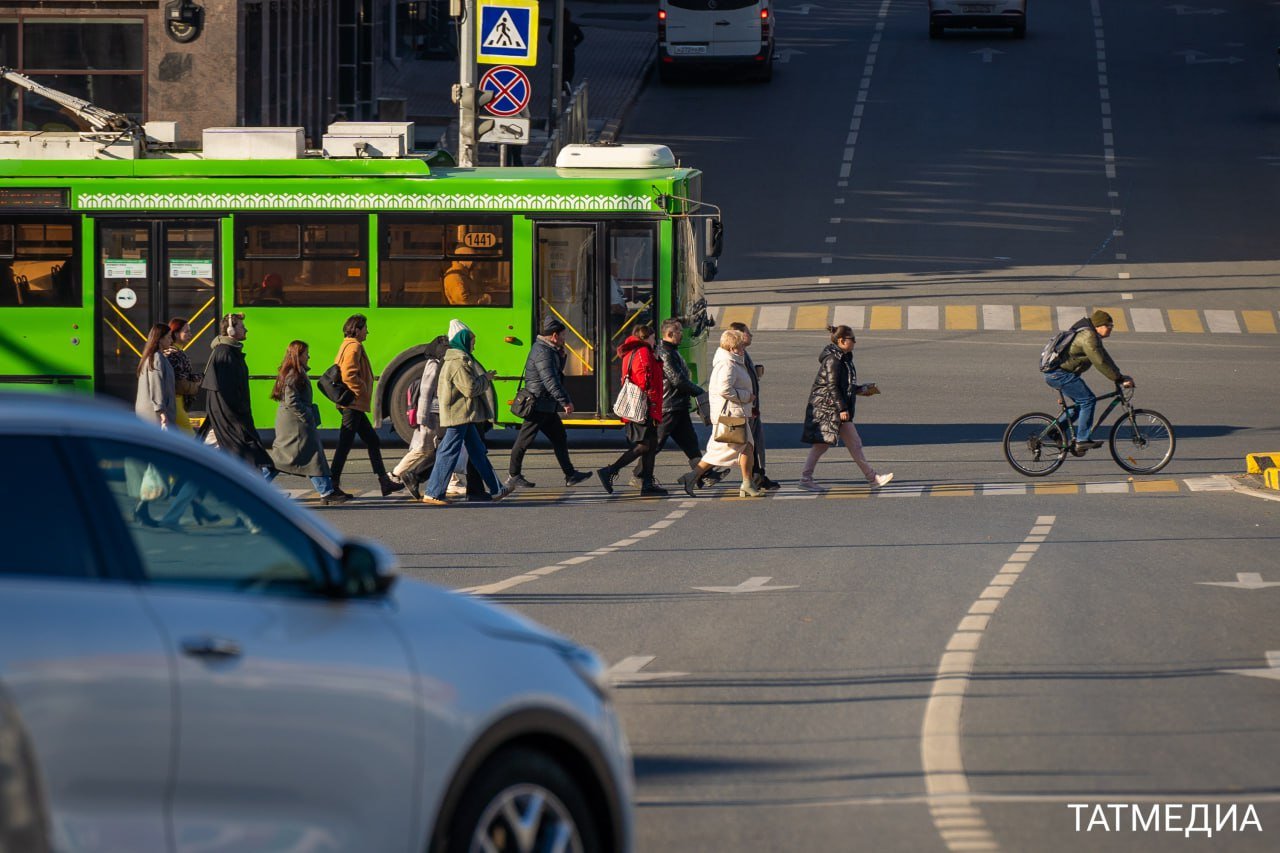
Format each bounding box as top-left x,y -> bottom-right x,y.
379,1 -> 658,162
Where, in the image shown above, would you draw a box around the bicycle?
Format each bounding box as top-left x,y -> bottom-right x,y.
1003,384 -> 1175,476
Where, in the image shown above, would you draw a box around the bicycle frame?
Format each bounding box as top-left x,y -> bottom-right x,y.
1052,385 -> 1135,443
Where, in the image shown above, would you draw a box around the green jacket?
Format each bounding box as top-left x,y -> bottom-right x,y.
1058,325 -> 1123,383
436,348 -> 496,427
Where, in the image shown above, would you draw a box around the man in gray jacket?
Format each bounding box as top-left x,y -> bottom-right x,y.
506,318 -> 592,488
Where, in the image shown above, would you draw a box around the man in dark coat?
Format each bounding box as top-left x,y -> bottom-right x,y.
633,317 -> 705,486
199,312 -> 274,474
506,318 -> 592,488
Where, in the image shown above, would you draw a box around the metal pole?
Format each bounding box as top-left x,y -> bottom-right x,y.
548,0 -> 564,146
458,0 -> 477,166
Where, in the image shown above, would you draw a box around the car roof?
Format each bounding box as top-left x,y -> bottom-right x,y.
0,391 -> 345,557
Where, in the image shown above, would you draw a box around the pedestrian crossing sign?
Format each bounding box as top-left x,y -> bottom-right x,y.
477,0 -> 539,67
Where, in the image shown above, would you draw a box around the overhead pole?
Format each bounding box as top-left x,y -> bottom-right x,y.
548,0 -> 564,151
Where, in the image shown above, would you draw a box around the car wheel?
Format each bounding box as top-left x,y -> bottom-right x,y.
658,63 -> 676,84
929,23 -> 943,39
1013,20 -> 1026,38
755,58 -> 774,83
387,361 -> 423,444
446,748 -> 601,853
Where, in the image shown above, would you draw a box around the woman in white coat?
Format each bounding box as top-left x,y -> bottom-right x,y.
678,328 -> 762,498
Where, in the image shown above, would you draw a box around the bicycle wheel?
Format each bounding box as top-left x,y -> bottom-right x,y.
1003,412 -> 1068,476
1109,408 -> 1175,474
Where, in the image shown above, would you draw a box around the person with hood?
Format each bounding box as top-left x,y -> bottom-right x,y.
677,328 -> 762,498
798,325 -> 893,492
596,324 -> 668,496
421,320 -> 513,505
269,340 -> 351,504
330,314 -> 403,496
199,312 -> 275,476
1044,309 -> 1134,454
506,317 -> 593,489
390,334 -> 450,500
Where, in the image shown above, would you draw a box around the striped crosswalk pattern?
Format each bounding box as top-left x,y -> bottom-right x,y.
289,476 -> 1235,506
708,304 -> 1280,335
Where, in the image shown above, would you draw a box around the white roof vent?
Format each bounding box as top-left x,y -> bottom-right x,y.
555,143 -> 676,169
202,127 -> 303,159
323,121 -> 414,158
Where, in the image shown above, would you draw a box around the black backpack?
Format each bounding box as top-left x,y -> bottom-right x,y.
1038,329 -> 1078,373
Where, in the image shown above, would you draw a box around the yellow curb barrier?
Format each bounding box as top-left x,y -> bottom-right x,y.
1245,452 -> 1280,474
1265,468 -> 1280,491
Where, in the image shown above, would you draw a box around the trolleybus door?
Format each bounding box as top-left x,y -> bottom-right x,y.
535,221 -> 658,419
95,220 -> 220,406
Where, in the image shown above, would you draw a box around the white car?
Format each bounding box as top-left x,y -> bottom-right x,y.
928,0 -> 1027,39
658,0 -> 776,82
0,393 -> 632,853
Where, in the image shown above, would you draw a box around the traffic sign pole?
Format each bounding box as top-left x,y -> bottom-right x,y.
457,0 -> 477,166
550,0 -> 564,150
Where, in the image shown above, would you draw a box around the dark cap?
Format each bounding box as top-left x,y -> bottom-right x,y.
541,318 -> 567,336
1090,309 -> 1114,328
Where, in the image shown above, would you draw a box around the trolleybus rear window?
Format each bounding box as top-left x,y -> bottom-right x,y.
0,217 -> 79,307
235,216 -> 368,307
379,216 -> 512,308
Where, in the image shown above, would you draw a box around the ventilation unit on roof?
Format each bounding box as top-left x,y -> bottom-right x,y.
322,121 -> 415,158
202,127 -> 304,159
555,144 -> 676,169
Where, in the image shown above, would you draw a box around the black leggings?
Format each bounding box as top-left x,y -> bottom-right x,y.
635,409 -> 700,477
331,408 -> 386,482
611,421 -> 657,480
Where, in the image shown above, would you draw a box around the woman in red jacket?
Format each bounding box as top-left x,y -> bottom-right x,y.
596,324 -> 668,496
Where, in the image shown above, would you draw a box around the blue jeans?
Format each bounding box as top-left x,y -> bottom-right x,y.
1044,370 -> 1096,441
425,424 -> 501,499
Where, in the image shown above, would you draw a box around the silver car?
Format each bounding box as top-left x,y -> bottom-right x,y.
928,0 -> 1027,39
0,393 -> 631,853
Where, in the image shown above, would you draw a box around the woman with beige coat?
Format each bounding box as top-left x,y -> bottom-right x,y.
678,328 -> 763,498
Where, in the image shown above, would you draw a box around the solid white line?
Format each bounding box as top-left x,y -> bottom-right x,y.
1204,310 -> 1241,333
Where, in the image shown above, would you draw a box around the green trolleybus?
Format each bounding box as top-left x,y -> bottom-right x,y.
0,117 -> 720,441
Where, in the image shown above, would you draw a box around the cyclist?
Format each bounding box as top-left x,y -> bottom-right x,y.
1044,309 -> 1134,453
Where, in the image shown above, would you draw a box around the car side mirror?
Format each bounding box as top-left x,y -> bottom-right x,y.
705,217 -> 723,260
340,540 -> 397,597
701,258 -> 719,282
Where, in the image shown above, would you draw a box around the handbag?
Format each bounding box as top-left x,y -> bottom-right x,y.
509,377 -> 538,420
612,352 -> 649,422
140,464 -> 169,502
318,364 -> 355,407
712,400 -> 749,444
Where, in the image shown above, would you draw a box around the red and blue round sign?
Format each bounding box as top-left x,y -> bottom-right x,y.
478,65 -> 531,117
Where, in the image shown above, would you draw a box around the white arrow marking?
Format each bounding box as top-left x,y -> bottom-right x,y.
1197,572 -> 1280,590
971,48 -> 1005,63
606,655 -> 688,685
1166,4 -> 1226,14
693,576 -> 799,594
775,48 -> 807,64
1174,49 -> 1242,65
1222,651 -> 1280,682
778,3 -> 821,14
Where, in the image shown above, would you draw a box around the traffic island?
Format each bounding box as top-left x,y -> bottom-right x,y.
1246,452 -> 1280,490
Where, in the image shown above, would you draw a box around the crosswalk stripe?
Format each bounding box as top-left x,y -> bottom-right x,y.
1057,306 -> 1084,330
1167,309 -> 1203,334
1034,482 -> 1078,495
1130,308 -> 1166,333
1242,310 -> 1278,334
932,484 -> 976,497
1095,307 -> 1128,332
1184,475 -> 1233,492
908,305 -> 939,330
757,305 -> 791,330
1133,479 -> 1179,493
1204,310 -> 1241,334
870,305 -> 901,330
708,306 -> 724,325
1084,482 -> 1128,494
983,304 -> 1015,331
720,306 -> 755,328
946,305 -> 978,330
879,485 -> 925,497
794,305 -> 830,330
1019,305 -> 1052,331
834,305 -> 865,330
982,483 -> 1027,496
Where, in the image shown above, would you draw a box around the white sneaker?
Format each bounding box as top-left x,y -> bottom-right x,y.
797,478 -> 825,492
871,473 -> 895,488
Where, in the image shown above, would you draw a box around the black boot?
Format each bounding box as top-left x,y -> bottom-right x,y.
640,479 -> 669,497
400,470 -> 422,501
595,467 -> 616,495
677,471 -> 700,498
379,475 -> 405,497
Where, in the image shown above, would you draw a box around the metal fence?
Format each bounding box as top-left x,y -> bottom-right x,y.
537,81 -> 589,165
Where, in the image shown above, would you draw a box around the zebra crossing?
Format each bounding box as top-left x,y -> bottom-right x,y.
710,304 -> 1280,335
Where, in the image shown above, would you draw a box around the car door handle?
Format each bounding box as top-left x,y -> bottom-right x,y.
180,636 -> 243,660
715,20 -> 731,25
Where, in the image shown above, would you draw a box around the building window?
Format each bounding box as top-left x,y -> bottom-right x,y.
0,217 -> 80,307
0,17 -> 145,131
379,216 -> 512,307
235,216 -> 369,307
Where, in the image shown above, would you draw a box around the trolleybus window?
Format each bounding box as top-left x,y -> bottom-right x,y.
379,216 -> 512,308
0,217 -> 79,307
235,216 -> 367,307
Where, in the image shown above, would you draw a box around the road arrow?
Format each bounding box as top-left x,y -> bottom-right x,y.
1174,49 -> 1243,65
775,48 -> 807,64
693,576 -> 798,594
1166,4 -> 1226,14
606,655 -> 687,685
1222,651 -> 1280,682
972,48 -> 1005,63
1197,572 -> 1280,590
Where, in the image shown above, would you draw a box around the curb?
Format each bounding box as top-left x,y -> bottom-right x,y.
1228,474 -> 1280,504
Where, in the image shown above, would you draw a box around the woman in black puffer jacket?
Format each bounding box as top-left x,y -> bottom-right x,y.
799,325 -> 893,491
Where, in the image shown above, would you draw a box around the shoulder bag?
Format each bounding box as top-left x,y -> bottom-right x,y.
612,352 -> 649,423
509,376 -> 538,420
318,363 -> 355,407
712,398 -> 748,445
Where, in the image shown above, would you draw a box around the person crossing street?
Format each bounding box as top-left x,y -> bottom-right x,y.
506,318 -> 592,489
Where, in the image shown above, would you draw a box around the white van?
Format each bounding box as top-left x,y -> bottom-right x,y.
658,0 -> 776,82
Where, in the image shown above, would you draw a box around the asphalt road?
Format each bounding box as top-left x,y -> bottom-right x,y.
316,1 -> 1280,850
